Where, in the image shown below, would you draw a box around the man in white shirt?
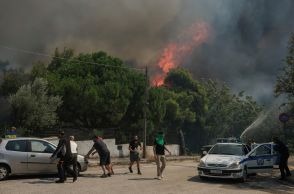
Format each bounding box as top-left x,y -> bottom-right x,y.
69,136 -> 78,182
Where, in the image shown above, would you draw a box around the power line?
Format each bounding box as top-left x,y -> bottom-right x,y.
0,44 -> 145,71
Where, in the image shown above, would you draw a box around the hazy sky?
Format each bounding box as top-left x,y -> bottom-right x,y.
1,0 -> 294,104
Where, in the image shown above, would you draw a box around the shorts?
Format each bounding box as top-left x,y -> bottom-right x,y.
100,152 -> 111,166
130,152 -> 140,162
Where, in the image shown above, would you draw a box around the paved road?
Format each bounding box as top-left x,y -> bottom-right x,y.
0,160 -> 293,194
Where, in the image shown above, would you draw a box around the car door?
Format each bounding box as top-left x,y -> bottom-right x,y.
246,144 -> 274,174
27,140 -> 57,173
4,140 -> 29,174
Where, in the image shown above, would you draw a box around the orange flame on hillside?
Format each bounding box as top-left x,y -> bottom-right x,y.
152,22 -> 211,86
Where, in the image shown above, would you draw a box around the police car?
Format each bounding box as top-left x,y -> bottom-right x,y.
197,142 -> 277,182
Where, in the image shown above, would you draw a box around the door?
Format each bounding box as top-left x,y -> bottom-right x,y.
247,144 -> 274,174
4,140 -> 28,174
27,140 -> 57,173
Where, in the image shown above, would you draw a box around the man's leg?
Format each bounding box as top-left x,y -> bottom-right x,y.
72,154 -> 78,180
155,155 -> 161,178
99,153 -> 108,178
136,161 -> 141,174
105,152 -> 112,176
285,156 -> 291,176
160,156 -> 166,178
56,160 -> 65,183
279,157 -> 286,179
100,165 -> 108,178
64,163 -> 75,176
129,161 -> 134,173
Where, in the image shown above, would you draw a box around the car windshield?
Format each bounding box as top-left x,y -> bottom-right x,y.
209,144 -> 245,156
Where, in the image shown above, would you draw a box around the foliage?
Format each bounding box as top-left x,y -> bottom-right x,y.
202,79 -> 262,143
8,78 -> 62,133
0,69 -> 29,96
47,50 -> 144,130
0,49 -> 262,151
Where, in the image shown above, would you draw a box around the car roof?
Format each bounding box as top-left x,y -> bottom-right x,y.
215,143 -> 244,146
1,137 -> 50,141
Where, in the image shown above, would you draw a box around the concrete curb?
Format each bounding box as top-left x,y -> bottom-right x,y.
87,156 -> 199,167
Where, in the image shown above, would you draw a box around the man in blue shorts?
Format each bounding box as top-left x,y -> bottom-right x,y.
85,136 -> 114,178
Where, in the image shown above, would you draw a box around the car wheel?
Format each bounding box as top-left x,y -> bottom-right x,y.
240,167 -> 248,182
0,165 -> 9,181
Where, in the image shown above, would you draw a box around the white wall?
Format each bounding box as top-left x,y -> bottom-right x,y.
44,137 -> 180,158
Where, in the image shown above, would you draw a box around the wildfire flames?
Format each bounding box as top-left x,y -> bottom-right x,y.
152,22 -> 211,86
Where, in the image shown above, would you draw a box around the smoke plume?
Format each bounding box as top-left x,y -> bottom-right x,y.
1,0 -> 294,103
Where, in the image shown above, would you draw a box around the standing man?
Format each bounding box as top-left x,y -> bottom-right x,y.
128,135 -> 142,174
50,131 -> 73,183
85,136 -> 113,178
273,137 -> 291,180
153,131 -> 171,180
69,136 -> 78,182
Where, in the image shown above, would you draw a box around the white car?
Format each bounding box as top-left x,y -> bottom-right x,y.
0,137 -> 88,181
197,143 -> 277,182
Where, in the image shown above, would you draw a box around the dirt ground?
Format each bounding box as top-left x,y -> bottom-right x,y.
0,160 -> 294,194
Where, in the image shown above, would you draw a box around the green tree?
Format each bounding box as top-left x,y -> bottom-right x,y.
47,51 -> 145,130
202,79 -> 262,142
30,62 -> 48,80
8,78 -> 62,134
0,69 -> 29,96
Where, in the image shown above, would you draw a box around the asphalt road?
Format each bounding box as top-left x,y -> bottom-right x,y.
0,160 -> 293,194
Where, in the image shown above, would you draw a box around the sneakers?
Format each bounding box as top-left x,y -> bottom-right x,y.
100,174 -> 108,178
129,167 -> 133,173
157,176 -> 162,180
107,173 -> 112,177
138,171 -> 142,175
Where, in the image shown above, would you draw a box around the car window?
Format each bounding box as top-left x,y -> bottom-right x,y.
209,144 -> 245,156
250,145 -> 271,156
5,140 -> 27,152
30,140 -> 56,153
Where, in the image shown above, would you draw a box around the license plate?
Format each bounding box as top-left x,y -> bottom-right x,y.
210,170 -> 222,174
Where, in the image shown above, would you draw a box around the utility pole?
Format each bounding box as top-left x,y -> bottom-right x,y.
143,66 -> 149,158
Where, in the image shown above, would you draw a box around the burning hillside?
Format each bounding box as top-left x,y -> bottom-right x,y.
152,21 -> 211,86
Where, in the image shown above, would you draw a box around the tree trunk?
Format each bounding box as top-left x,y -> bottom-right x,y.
179,129 -> 187,155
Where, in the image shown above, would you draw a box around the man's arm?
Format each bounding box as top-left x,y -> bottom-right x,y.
129,144 -> 133,152
51,139 -> 65,158
164,145 -> 171,155
91,150 -> 97,156
85,147 -> 95,158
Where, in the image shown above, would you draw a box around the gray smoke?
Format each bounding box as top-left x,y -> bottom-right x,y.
0,0 -> 294,104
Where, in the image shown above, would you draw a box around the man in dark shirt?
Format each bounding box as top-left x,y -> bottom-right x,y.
273,137 -> 291,180
128,135 -> 142,174
153,131 -> 171,180
50,131 -> 75,183
85,136 -> 113,178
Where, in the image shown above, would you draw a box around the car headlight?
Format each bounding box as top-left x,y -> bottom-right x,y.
199,160 -> 206,167
228,162 -> 240,169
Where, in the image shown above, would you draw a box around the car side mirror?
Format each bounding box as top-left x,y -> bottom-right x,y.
203,151 -> 208,156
